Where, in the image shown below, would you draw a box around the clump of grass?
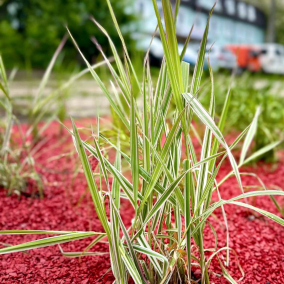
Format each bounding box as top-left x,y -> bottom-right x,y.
199,73 -> 284,162
0,39 -> 109,197
228,75 -> 284,162
0,1 -> 283,283
0,56 -> 43,197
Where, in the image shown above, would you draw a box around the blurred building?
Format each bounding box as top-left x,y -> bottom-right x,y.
132,0 -> 266,45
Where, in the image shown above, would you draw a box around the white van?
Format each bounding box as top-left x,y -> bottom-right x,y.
178,44 -> 198,67
257,44 -> 284,74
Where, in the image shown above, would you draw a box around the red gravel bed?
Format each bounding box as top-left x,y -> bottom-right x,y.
1,121 -> 284,284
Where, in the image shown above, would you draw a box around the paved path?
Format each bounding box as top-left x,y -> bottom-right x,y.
4,77 -> 284,119
7,79 -> 110,118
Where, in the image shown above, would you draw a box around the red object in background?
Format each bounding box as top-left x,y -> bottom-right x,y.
227,45 -> 261,72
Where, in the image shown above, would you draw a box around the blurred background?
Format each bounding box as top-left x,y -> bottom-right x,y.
0,0 -> 284,118
0,0 -> 284,69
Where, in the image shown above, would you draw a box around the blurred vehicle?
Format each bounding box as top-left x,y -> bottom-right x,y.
256,44 -> 284,74
208,46 -> 237,70
186,44 -> 236,71
186,44 -> 216,70
136,36 -> 164,65
136,38 -> 236,73
137,38 -> 200,68
178,44 -> 198,66
226,45 -> 261,72
180,44 -> 217,70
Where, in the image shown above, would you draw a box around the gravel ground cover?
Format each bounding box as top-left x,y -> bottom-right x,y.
0,121 -> 283,284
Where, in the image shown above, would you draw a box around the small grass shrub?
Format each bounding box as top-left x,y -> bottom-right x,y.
0,1 -> 284,284
0,56 -> 43,197
0,41 -> 108,196
199,73 -> 284,162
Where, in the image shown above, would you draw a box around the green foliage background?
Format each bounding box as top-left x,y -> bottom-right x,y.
0,0 -> 134,69
200,73 -> 284,161
1,0 -> 284,69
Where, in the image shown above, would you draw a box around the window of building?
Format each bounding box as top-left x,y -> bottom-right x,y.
247,5 -> 256,22
197,0 -> 222,11
237,24 -> 246,42
225,0 -> 235,15
177,9 -> 184,25
238,2 -> 247,19
157,1 -> 164,19
215,1 -> 222,11
210,16 -> 220,36
194,14 -> 207,32
246,26 -> 255,43
198,0 -> 211,9
223,20 -> 234,40
195,17 -> 202,28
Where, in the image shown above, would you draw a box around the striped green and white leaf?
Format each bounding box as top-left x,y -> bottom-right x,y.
239,107 -> 260,165
0,232 -> 100,255
182,92 -> 243,194
71,119 -> 111,238
67,29 -> 130,131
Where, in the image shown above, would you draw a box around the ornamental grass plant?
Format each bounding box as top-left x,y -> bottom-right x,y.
1,1 -> 284,283
0,38 -> 108,197
0,56 -> 43,197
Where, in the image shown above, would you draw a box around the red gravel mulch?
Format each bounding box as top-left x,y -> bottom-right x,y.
0,121 -> 284,284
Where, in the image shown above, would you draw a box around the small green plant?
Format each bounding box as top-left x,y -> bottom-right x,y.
0,38 -> 109,196
0,56 -> 43,197
0,1 -> 284,283
229,75 -> 284,161
200,73 -> 284,162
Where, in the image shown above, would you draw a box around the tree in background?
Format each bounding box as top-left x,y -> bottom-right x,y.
266,0 -> 276,42
274,1 -> 284,45
0,0 -> 134,69
245,0 -> 284,45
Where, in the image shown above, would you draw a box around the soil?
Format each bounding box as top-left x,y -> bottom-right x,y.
1,121 -> 284,284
